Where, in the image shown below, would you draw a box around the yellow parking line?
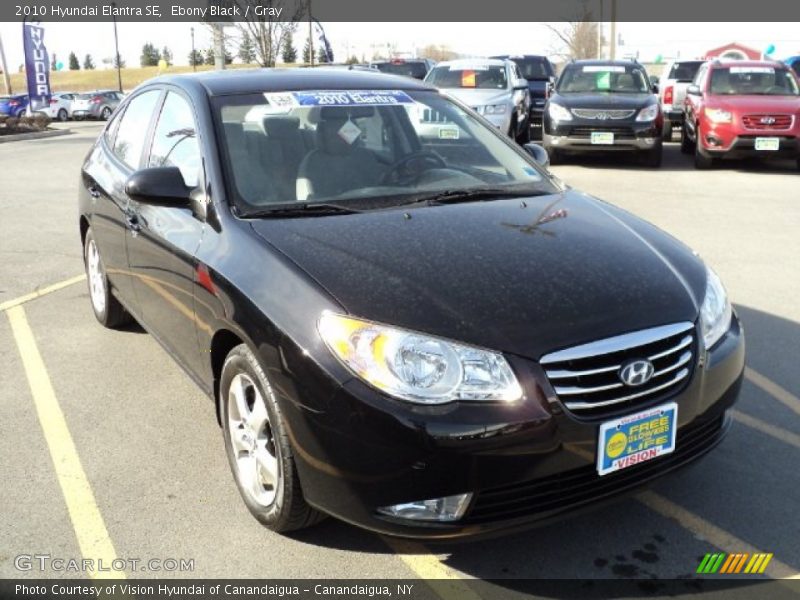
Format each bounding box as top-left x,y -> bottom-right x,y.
383,538 -> 482,600
0,274 -> 86,312
638,491 -> 799,579
731,410 -> 800,450
6,305 -> 124,580
745,367 -> 800,417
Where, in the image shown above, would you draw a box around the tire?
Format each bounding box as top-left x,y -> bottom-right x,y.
545,146 -> 561,165
101,107 -> 112,120
796,157 -> 800,172
694,142 -> 715,170
83,228 -> 131,328
57,109 -> 68,122
680,122 -> 695,154
221,344 -> 325,533
516,119 -> 531,144
643,142 -> 663,168
661,121 -> 673,142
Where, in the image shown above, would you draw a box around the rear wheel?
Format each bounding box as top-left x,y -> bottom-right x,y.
101,107 -> 112,120
83,228 -> 130,328
57,109 -> 68,122
681,122 -> 695,154
662,121 -> 673,142
221,344 -> 325,533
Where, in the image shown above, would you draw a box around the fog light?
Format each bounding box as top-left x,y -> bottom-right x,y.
644,137 -> 656,144
377,493 -> 473,522
706,135 -> 722,147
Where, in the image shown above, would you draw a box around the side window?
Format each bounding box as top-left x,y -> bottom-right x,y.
104,106 -> 124,147
113,90 -> 161,168
694,65 -> 708,89
148,92 -> 202,188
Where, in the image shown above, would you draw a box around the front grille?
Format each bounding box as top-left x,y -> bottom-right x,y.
572,108 -> 636,120
540,322 -> 696,418
742,114 -> 793,130
568,126 -> 636,140
465,415 -> 724,524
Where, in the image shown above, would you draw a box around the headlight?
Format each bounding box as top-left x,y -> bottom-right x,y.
318,313 -> 522,404
700,265 -> 732,350
548,102 -> 572,122
483,104 -> 508,115
636,104 -> 659,122
704,108 -> 732,124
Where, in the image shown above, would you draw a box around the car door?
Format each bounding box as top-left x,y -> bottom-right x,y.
684,64 -> 708,140
83,89 -> 162,314
126,89 -> 207,378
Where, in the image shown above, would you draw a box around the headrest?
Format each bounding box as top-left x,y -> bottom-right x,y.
263,116 -> 300,138
316,118 -> 360,155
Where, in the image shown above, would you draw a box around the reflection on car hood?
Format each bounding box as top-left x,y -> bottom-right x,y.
250,191 -> 706,359
552,92 -> 654,110
442,87 -> 511,107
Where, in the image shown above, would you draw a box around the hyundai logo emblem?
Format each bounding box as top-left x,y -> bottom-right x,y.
760,116 -> 776,125
619,360 -> 655,387
595,112 -> 610,120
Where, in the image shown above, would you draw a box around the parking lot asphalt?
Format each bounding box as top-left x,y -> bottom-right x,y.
1,121 -> 798,589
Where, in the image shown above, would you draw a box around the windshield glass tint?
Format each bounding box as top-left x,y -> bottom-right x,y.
214,89 -> 552,211
511,58 -> 551,80
710,67 -> 799,96
374,62 -> 427,79
427,66 -> 508,89
557,65 -> 650,93
666,62 -> 703,82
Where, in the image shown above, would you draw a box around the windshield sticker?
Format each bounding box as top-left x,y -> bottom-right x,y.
292,90 -> 414,107
583,66 -> 626,73
263,92 -> 298,111
729,67 -> 775,74
438,127 -> 460,140
596,71 -> 611,89
337,120 -> 362,145
461,70 -> 477,87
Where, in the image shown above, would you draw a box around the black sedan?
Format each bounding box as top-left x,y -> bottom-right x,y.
543,60 -> 664,166
79,68 -> 744,538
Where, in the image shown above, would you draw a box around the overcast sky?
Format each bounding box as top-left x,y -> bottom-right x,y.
1,21 -> 798,71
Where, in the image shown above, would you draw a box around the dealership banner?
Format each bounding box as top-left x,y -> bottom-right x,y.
22,22 -> 52,113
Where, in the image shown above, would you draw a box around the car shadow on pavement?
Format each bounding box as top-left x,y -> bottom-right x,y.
285,305 -> 799,588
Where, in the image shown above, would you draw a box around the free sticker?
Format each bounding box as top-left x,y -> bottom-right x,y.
438,127 -> 460,140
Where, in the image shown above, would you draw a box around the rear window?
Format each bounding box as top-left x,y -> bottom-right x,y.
427,65 -> 508,89
710,66 -> 799,96
666,62 -> 703,82
508,57 -> 553,80
373,61 -> 428,79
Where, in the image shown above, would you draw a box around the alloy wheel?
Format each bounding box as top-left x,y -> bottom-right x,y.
86,239 -> 106,315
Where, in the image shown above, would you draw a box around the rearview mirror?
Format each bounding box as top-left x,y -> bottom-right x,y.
523,143 -> 550,169
513,78 -> 529,91
686,84 -> 701,96
125,167 -> 192,207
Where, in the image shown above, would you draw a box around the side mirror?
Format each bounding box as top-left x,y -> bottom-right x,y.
513,77 -> 529,91
125,167 -> 192,207
523,143 -> 550,169
686,84 -> 701,96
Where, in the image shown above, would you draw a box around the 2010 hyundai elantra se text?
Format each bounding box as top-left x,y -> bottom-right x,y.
79,69 -> 744,538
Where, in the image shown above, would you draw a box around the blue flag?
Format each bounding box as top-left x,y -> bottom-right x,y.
23,23 -> 52,112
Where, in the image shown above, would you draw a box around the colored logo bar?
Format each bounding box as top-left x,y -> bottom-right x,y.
697,552 -> 773,574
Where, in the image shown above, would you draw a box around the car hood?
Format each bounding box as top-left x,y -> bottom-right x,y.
707,94 -> 800,114
250,191 -> 706,360
552,92 -> 654,110
442,87 -> 511,107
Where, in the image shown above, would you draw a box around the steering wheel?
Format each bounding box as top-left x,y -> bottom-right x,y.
380,151 -> 447,185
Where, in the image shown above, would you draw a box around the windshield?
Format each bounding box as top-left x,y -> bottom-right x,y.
213,89 -> 554,213
509,57 -> 552,81
666,61 -> 703,83
427,65 -> 509,90
373,62 -> 428,79
557,65 -> 650,93
710,66 -> 799,96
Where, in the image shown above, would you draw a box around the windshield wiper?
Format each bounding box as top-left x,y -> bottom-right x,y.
241,202 -> 362,218
405,187 -> 546,207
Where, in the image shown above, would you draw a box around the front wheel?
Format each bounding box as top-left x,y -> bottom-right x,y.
221,344 -> 325,533
694,142 -> 716,169
681,122 -> 695,154
516,119 -> 530,144
662,121 -> 673,142
83,228 -> 130,328
57,109 -> 68,122
643,142 -> 663,168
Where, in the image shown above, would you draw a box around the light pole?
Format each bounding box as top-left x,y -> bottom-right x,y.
191,26 -> 196,71
112,2 -> 123,92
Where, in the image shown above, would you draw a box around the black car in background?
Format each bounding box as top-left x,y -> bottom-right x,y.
369,58 -> 435,80
78,68 -> 743,539
543,59 -> 663,166
493,54 -> 556,132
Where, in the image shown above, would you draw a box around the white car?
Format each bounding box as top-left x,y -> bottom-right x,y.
40,92 -> 78,121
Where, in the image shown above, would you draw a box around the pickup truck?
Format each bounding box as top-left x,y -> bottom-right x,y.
492,55 -> 556,136
658,60 -> 705,140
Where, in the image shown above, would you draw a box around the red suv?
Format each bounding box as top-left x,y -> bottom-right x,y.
682,60 -> 800,170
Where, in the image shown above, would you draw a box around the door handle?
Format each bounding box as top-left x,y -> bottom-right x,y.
125,213 -> 142,233
88,186 -> 100,199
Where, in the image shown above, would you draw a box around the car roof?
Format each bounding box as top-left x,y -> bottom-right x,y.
145,68 -> 434,97
434,58 -> 507,69
710,59 -> 786,68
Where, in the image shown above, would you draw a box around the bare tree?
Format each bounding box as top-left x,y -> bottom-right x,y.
417,44 -> 459,62
546,3 -> 599,61
225,0 -> 306,67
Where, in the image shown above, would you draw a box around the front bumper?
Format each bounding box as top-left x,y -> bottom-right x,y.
276,316 -> 745,539
543,116 -> 662,153
480,110 -> 512,134
698,127 -> 800,160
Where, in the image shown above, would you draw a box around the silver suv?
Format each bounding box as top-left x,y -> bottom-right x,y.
658,60 -> 705,140
425,58 -> 531,142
